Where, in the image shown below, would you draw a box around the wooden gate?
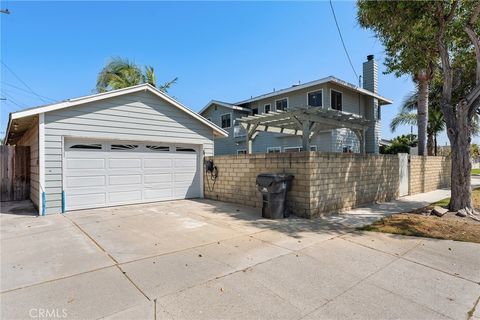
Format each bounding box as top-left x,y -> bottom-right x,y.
1,146 -> 30,201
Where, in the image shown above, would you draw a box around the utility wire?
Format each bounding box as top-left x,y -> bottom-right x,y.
1,60 -> 49,103
329,0 -> 359,80
1,91 -> 23,108
1,81 -> 56,102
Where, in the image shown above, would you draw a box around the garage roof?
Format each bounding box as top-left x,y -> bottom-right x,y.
5,84 -> 228,144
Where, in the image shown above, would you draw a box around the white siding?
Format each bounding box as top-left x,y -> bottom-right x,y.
43,91 -> 214,214
16,119 -> 40,210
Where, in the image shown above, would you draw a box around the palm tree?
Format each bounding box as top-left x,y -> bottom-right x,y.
96,57 -> 177,93
391,90 -> 445,156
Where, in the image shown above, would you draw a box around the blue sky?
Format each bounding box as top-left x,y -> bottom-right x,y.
0,1 -> 467,145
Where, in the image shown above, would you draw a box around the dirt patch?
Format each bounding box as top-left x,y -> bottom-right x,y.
359,189 -> 480,243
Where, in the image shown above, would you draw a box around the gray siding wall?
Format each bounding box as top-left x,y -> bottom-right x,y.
202,104 -> 249,155
43,91 -> 215,214
16,118 -> 40,210
247,82 -> 365,116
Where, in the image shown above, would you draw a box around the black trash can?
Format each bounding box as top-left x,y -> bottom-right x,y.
256,173 -> 294,219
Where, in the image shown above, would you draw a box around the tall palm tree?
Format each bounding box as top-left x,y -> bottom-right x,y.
96,57 -> 177,93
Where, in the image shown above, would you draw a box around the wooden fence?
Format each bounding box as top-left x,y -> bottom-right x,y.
1,145 -> 30,201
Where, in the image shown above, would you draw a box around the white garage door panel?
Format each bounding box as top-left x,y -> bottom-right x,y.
66,186 -> 107,196
144,158 -> 173,168
109,158 -> 141,168
67,176 -> 106,188
69,193 -> 106,208
144,173 -> 173,184
65,140 -> 201,211
109,175 -> 142,185
109,190 -> 142,203
67,158 -> 105,169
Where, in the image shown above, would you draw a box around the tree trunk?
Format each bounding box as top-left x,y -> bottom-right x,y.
427,130 -> 434,156
434,134 -> 438,156
417,72 -> 429,156
447,104 -> 472,211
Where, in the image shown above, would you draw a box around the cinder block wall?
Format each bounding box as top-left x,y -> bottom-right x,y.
308,153 -> 399,216
409,156 -> 451,194
204,152 -> 312,217
204,152 -> 451,218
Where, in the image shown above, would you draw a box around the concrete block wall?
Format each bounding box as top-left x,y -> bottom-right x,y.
204,152 -> 312,217
409,156 -> 451,194
204,152 -> 451,218
308,153 -> 399,216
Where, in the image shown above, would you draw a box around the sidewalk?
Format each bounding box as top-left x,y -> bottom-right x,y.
323,177 -> 480,229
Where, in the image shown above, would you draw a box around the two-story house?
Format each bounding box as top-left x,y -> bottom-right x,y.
200,56 -> 392,155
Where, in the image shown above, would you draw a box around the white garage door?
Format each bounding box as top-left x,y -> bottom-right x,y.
64,140 -> 201,211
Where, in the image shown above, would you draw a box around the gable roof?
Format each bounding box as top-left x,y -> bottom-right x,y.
235,76 -> 393,106
6,84 -> 228,140
199,100 -> 251,115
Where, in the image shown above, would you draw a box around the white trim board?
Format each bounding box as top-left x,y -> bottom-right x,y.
7,84 -> 228,139
38,113 -> 45,216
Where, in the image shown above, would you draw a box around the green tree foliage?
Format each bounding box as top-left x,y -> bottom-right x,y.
358,1 -> 480,216
380,134 -> 417,155
96,57 -> 177,93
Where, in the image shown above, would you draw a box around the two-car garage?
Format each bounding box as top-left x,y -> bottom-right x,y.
64,140 -> 201,211
5,84 -> 227,215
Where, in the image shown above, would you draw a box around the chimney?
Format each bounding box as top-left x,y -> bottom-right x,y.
362,55 -> 378,93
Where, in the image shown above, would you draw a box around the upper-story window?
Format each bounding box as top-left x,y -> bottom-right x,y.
252,107 -> 259,116
308,90 -> 323,107
331,90 -> 343,111
221,114 -> 231,128
275,98 -> 288,111
264,104 -> 271,114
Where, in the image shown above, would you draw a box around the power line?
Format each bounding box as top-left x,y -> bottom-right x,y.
329,0 -> 359,80
1,81 -> 56,102
1,91 -> 23,108
1,60 -> 49,103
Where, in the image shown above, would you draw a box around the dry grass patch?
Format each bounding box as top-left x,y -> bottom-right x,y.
360,189 -> 480,243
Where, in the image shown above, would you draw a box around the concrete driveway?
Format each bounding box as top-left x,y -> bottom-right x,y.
1,199 -> 479,320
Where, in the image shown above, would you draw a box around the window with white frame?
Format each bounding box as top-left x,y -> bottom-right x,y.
237,149 -> 247,154
221,114 -> 231,128
331,90 -> 343,111
267,147 -> 281,153
252,107 -> 259,116
310,145 -> 317,151
308,90 -> 323,107
264,104 -> 271,114
275,98 -> 288,111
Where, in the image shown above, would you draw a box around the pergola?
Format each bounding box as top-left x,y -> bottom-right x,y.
239,107 -> 370,154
